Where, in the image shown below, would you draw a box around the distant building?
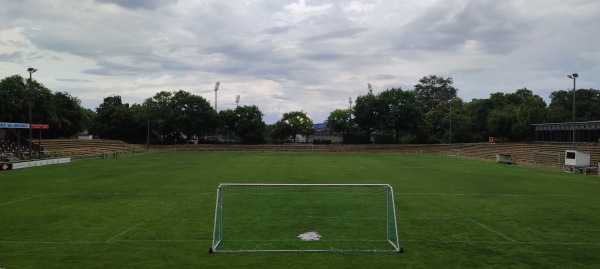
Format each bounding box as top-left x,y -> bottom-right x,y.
532,121 -> 600,143
311,123 -> 342,143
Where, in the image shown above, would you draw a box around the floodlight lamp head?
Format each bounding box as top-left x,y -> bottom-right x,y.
572,73 -> 578,78
27,67 -> 37,73
236,95 -> 240,102
214,81 -> 220,91
567,75 -> 573,79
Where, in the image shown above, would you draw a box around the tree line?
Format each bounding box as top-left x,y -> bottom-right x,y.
1,74 -> 598,144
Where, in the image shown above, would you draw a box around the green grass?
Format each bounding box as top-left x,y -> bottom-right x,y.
1,152 -> 600,268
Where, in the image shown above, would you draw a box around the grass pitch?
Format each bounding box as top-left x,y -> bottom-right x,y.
1,152 -> 600,268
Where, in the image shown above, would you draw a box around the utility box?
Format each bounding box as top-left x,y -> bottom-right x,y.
564,150 -> 590,167
488,137 -> 505,143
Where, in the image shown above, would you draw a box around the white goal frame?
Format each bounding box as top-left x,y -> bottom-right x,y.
210,183 -> 402,253
449,149 -> 464,159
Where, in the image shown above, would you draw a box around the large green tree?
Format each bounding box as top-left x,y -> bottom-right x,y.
0,75 -> 27,122
90,95 -> 135,141
464,89 -> 547,141
464,98 -> 493,140
218,109 -> 238,138
353,88 -> 427,144
353,92 -> 379,142
171,90 -> 218,140
547,89 -> 600,123
326,109 -> 353,137
426,98 -> 479,143
487,105 -> 517,138
377,88 -> 426,143
233,105 -> 267,144
143,90 -> 217,144
0,75 -> 87,139
47,92 -> 86,138
144,91 -> 177,143
219,105 -> 266,144
513,94 -> 547,140
272,111 -> 314,143
414,75 -> 458,113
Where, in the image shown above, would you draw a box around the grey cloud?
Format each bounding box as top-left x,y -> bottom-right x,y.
56,78 -> 94,82
271,93 -> 291,101
0,51 -> 46,64
2,0 -> 598,124
264,26 -> 294,35
306,28 -> 367,42
0,52 -> 22,62
370,74 -> 398,80
0,39 -> 29,48
398,1 -> 532,54
302,52 -> 346,62
95,0 -> 177,9
82,58 -> 159,76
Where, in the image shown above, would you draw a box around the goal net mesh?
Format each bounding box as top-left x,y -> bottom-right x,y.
449,149 -> 463,158
210,184 -> 401,253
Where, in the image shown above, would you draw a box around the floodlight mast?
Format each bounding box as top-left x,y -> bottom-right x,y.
348,97 -> 352,109
367,83 -> 373,94
567,73 -> 578,150
449,98 -> 452,147
236,95 -> 240,107
214,81 -> 220,111
27,67 -> 37,159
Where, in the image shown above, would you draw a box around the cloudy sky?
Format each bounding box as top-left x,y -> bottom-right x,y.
1,0 -> 599,123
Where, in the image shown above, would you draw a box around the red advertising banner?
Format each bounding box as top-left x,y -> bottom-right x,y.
31,124 -> 50,130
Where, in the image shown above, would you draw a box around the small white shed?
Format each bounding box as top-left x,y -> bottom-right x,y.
564,150 -> 590,167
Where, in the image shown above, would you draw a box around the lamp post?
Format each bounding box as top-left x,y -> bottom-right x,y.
214,81 -> 220,111
567,73 -> 578,150
449,98 -> 452,147
147,115 -> 150,150
27,67 -> 37,159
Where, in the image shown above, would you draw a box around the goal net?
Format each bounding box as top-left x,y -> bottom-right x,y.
449,149 -> 463,159
210,184 -> 402,253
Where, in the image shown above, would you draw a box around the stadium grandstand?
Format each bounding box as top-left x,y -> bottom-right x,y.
533,120 -> 600,144
311,123 -> 342,143
1,123 -> 144,163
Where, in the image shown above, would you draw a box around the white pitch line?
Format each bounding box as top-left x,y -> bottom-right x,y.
48,192 -> 213,195
395,192 -> 585,197
514,168 -> 600,185
402,239 -> 600,245
106,220 -> 148,242
468,219 -> 517,243
0,239 -> 212,245
560,176 -> 600,185
348,165 -> 363,171
0,194 -> 45,206
225,239 -> 384,242
396,217 -> 463,220
225,216 -> 384,220
3,239 -> 600,246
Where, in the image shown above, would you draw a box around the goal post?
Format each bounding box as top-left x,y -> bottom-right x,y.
449,149 -> 463,159
210,184 -> 402,253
